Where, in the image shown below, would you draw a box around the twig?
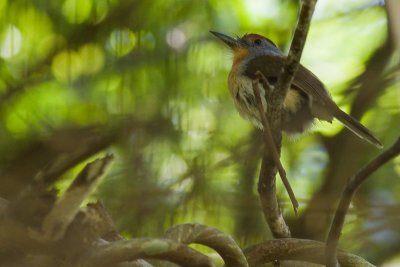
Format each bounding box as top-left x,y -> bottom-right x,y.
253,77 -> 292,237
85,238 -> 214,267
252,78 -> 298,214
30,154 -> 114,242
273,0 -> 317,109
254,0 -> 317,237
243,238 -> 375,267
325,137 -> 400,267
165,223 -> 249,267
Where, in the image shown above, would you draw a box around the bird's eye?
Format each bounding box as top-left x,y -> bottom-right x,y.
254,39 -> 262,45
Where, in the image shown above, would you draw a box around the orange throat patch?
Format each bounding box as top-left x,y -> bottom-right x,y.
232,48 -> 249,66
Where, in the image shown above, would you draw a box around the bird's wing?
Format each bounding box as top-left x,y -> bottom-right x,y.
244,55 -> 332,104
244,55 -> 383,148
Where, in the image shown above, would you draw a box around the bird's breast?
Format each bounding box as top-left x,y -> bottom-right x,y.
228,69 -> 304,114
228,69 -> 267,128
228,67 -> 314,132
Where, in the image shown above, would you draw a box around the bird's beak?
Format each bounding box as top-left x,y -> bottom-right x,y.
210,31 -> 241,49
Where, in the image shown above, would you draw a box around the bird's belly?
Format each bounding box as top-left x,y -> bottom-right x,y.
229,75 -> 266,129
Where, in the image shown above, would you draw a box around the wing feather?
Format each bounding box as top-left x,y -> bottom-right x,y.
243,55 -> 383,148
244,55 -> 332,104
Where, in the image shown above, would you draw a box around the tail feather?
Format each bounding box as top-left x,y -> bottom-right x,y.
332,106 -> 383,149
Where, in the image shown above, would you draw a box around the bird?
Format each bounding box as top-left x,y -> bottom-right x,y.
210,31 -> 383,148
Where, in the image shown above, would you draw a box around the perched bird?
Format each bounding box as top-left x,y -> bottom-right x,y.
210,31 -> 383,148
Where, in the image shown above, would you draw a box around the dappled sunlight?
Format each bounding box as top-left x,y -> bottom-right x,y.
0,0 -> 399,266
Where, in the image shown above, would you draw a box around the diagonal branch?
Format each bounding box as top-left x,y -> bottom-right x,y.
297,2 -> 395,240
30,154 -> 114,242
254,0 -> 317,238
253,74 -> 298,213
272,0 -> 317,114
254,75 -> 291,237
325,137 -> 400,267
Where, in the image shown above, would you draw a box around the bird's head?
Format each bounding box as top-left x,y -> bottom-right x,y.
210,31 -> 282,63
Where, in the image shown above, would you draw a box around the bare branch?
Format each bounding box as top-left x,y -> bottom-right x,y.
252,76 -> 298,213
254,0 -> 317,238
165,223 -> 248,267
85,238 -> 214,267
244,238 -> 375,267
297,2 -> 395,240
273,0 -> 317,109
252,78 -> 293,238
0,125 -> 116,199
325,137 -> 400,267
30,154 -> 114,242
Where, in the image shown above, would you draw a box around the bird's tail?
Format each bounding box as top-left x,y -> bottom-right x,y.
331,105 -> 383,149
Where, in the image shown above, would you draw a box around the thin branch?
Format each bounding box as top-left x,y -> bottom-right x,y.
252,78 -> 295,237
273,0 -> 317,109
0,125 -> 116,199
254,0 -> 317,238
164,223 -> 249,267
30,154 -> 114,242
325,137 -> 400,267
85,238 -> 214,267
244,238 -> 375,267
252,76 -> 298,213
297,39 -> 394,241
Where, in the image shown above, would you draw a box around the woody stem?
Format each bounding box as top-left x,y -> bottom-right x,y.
252,80 -> 293,238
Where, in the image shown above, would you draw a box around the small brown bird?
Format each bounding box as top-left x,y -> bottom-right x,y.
211,31 -> 383,148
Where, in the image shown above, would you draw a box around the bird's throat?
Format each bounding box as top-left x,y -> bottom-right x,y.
232,48 -> 249,66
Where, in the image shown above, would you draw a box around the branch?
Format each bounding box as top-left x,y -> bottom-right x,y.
78,202 -> 155,267
86,201 -> 124,242
85,238 -> 214,267
252,76 -> 298,213
255,0 -> 317,238
0,125 -> 116,199
273,0 -> 317,109
164,223 -> 248,267
258,155 -> 291,238
296,43 -> 394,241
30,154 -> 114,242
244,238 -> 375,267
252,79 -> 292,238
325,137 -> 400,267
